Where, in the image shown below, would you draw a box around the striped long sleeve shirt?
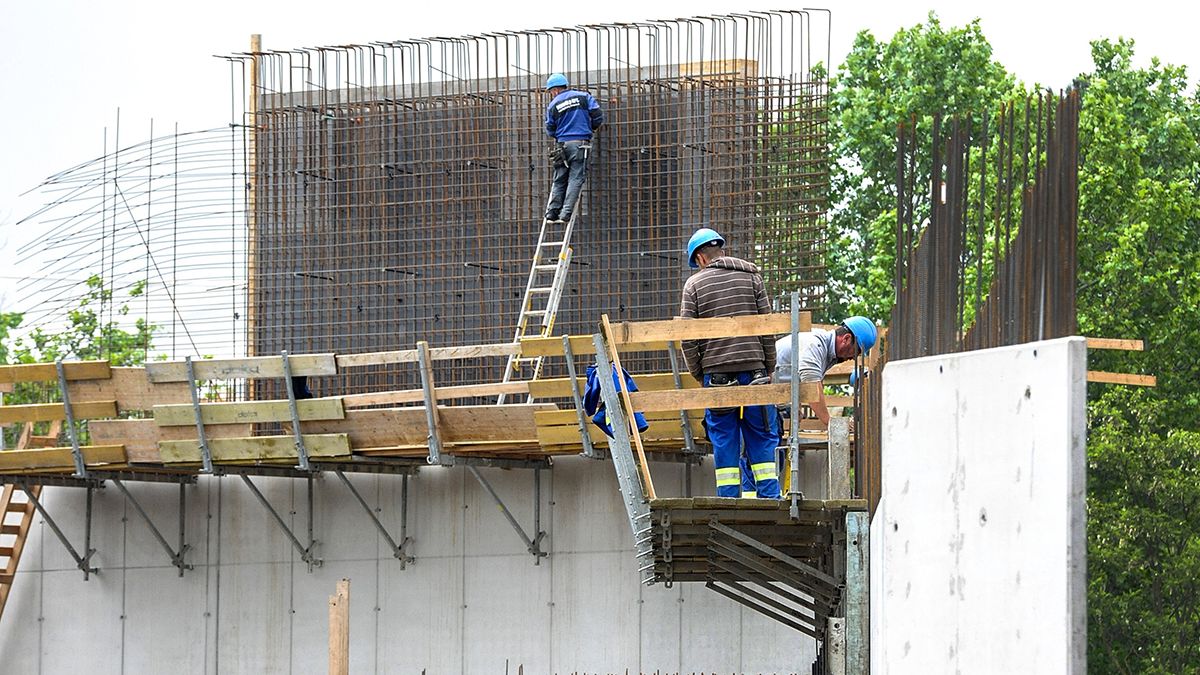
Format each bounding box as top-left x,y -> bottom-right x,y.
679,256 -> 776,380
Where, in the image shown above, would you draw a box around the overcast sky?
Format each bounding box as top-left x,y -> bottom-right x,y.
0,0 -> 1196,306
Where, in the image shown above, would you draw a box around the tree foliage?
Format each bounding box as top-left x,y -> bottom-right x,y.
827,20 -> 1200,673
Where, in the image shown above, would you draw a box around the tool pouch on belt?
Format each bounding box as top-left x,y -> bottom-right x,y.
547,145 -> 565,165
707,372 -> 739,415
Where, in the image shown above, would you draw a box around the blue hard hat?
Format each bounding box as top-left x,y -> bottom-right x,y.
686,227 -> 725,268
546,73 -> 568,89
842,316 -> 878,355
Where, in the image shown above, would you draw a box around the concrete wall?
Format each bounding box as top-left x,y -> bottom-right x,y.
872,337 -> 1087,673
0,456 -> 816,674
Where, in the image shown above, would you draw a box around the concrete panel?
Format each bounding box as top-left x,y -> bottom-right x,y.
679,580 -> 743,671
290,559 -> 380,675
313,473 -> 385,563
377,550 -> 465,673
550,455 -> 639,552
118,480 -> 210,569
124,565 -> 211,675
875,338 -> 1087,673
638,582 -> 683,672
549,550 -> 641,670
0,569 -> 42,673
403,466 -> 465,558
462,465 -> 547,558
216,562 -> 293,674
40,569 -> 123,675
462,554 -> 552,673
218,475 -> 296,565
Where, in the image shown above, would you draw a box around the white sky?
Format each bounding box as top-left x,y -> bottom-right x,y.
0,0 -> 1196,310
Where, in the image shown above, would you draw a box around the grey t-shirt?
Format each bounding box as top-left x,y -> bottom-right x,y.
774,329 -> 837,384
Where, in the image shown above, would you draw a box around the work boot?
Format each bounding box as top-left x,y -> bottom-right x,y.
557,212 -> 572,224
544,211 -> 560,223
292,376 -> 315,400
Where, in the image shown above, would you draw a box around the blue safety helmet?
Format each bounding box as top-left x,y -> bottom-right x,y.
842,316 -> 878,356
545,73 -> 569,89
686,227 -> 725,268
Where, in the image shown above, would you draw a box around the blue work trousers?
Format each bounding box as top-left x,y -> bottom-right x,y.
704,371 -> 781,499
547,141 -> 590,220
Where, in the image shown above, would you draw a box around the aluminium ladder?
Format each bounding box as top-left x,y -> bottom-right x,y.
496,209 -> 580,404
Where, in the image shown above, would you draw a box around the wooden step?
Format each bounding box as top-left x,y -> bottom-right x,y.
0,524 -> 22,535
0,547 -> 14,558
28,435 -> 60,448
4,501 -> 31,513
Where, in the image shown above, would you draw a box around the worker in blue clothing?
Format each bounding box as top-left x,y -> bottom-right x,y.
543,73 -> 604,224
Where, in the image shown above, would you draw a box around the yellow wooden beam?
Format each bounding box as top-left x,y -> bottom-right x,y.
341,381 -> 528,409
610,312 -> 809,344
1086,337 -> 1145,351
1087,371 -> 1156,386
0,361 -> 111,384
0,445 -> 126,471
0,401 -> 117,425
630,382 -> 821,412
159,434 -> 351,463
153,397 -> 345,427
336,343 -> 518,369
146,353 -> 337,383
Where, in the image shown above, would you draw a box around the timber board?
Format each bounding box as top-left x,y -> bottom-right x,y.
67,367 -> 191,412
90,419 -> 253,463
0,445 -> 126,471
0,400 -> 117,424
631,383 -> 820,412
159,433 -> 351,463
146,353 -> 337,383
610,312 -> 810,344
154,397 -> 345,427
0,361 -> 111,384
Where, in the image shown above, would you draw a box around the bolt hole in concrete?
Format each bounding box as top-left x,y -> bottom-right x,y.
939,365 -> 944,373
979,508 -> 988,526
1025,386 -> 1032,399
891,406 -> 898,416
893,522 -> 899,532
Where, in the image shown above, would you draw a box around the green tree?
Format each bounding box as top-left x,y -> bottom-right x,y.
1076,38 -> 1200,673
826,13 -> 1020,321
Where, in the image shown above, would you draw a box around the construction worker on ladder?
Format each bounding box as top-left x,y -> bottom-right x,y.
543,73 -> 604,224
679,227 -> 781,499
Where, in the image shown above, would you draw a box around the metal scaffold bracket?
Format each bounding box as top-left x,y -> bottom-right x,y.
20,481 -> 99,579
185,356 -> 214,474
112,479 -> 192,576
280,350 -> 312,472
55,359 -> 87,479
240,473 -> 322,571
467,466 -> 547,564
334,470 -> 414,568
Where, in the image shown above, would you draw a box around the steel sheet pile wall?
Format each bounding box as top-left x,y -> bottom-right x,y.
241,13 -> 830,394
857,92 -> 1080,511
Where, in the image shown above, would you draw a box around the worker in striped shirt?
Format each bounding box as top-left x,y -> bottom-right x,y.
679,227 -> 781,499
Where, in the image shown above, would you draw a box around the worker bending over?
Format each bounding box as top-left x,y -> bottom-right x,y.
774,317 -> 877,428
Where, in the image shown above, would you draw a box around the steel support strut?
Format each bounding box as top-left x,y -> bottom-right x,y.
467,466 -> 547,563
112,480 -> 192,576
334,470 -> 413,567
20,482 -> 98,579
55,359 -> 87,479
240,474 -> 322,571
562,336 -> 598,459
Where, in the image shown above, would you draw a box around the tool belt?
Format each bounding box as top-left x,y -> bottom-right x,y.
706,369 -> 767,415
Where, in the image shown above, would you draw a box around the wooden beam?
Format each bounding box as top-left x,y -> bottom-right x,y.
630,382 -> 821,412
1086,337 -> 1145,351
145,353 -> 337,383
335,343 -> 518,369
329,578 -> 350,675
301,405 -> 554,448
153,397 -> 345,427
89,419 -> 253,463
519,335 -> 673,358
0,361 -> 111,384
0,400 -> 117,424
67,367 -> 191,412
159,434 -> 351,463
0,445 -> 126,471
1087,371 -> 1156,387
341,381 -> 528,409
610,312 -> 809,344
527,372 -> 700,399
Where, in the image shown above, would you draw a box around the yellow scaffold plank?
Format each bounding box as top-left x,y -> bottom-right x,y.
0,401 -> 117,425
159,434 -> 351,463
145,354 -> 337,383
0,361 -> 111,384
609,312 -> 809,344
630,383 -> 820,412
1087,371 -> 1156,386
153,397 -> 345,427
90,419 -> 253,463
335,343 -> 518,369
1086,337 -> 1145,351
0,445 -> 126,471
67,367 -> 191,412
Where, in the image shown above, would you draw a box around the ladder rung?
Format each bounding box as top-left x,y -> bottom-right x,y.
0,573 -> 13,584
529,287 -> 553,294
534,264 -> 558,271
4,502 -> 30,513
0,524 -> 21,535
0,547 -> 13,558
540,240 -> 565,247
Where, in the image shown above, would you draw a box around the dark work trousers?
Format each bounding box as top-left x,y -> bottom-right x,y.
547,141 -> 590,220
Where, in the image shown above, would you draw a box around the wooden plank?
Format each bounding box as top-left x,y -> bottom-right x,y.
630,383 -> 821,412
535,408 -> 701,426
159,434 -> 351,463
341,381 -> 528,409
89,419 -> 253,463
153,397 -> 344,427
601,314 -> 656,499
519,335 -> 673,358
0,445 -> 126,471
527,372 -> 700,399
335,343 -> 518,369
0,361 -> 111,384
301,405 -> 555,448
145,353 -> 337,383
1086,337 -> 1145,351
0,400 -> 117,424
611,312 -> 809,344
329,579 -> 350,675
1087,371 -> 1156,387
67,367 -> 191,412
